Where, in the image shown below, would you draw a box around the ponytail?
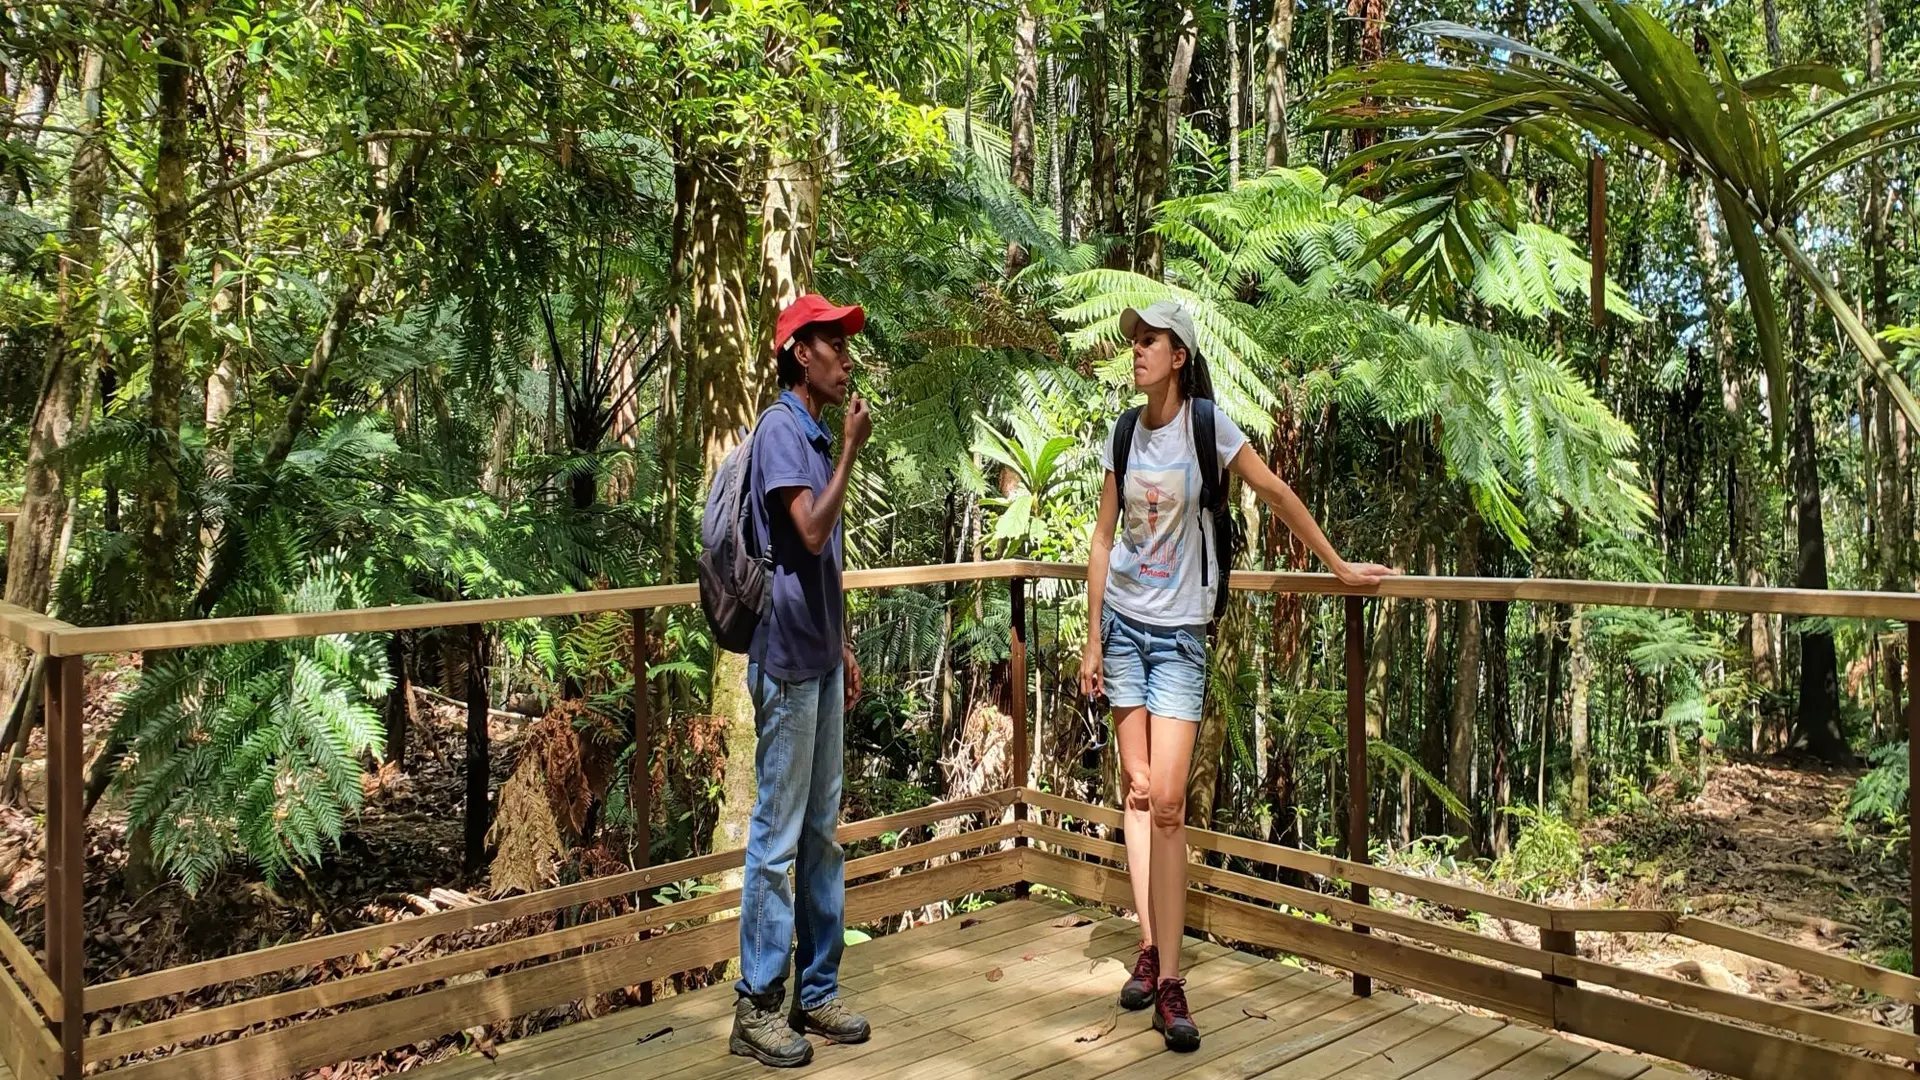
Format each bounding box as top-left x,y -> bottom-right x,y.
1177,338 -> 1215,402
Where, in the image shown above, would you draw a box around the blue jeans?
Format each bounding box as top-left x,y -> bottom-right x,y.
737,661 -> 847,1008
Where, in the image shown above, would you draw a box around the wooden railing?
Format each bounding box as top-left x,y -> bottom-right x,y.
0,561 -> 1914,1080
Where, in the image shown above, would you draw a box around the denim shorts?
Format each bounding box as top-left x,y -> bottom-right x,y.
1101,609 -> 1209,722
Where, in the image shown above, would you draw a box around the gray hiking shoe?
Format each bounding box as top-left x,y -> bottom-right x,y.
731,993 -> 814,1067
790,997 -> 872,1044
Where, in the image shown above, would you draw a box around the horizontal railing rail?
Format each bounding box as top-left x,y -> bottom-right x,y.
0,559 -> 1913,1080
7,561 -> 1920,656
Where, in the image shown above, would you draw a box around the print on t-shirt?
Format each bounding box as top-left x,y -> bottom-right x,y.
1120,463 -> 1194,591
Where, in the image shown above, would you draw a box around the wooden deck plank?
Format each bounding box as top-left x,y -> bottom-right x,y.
1001,957 -> 1311,1079
637,924 -> 1154,1080
1319,1014 -> 1508,1079
787,932 -> 1237,1080
1555,1053 -> 1652,1079
1228,1002 -> 1454,1079
1008,966 -> 1340,1080
1474,1039 -> 1602,1080
1396,1023 -> 1551,1079
421,898 -> 1060,1080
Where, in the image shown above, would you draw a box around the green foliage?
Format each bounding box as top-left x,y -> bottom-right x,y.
109,558 -> 391,894
1491,806 -> 1585,899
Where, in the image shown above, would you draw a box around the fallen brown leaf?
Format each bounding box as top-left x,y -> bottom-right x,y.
1243,1008 -> 1269,1020
1022,951 -> 1039,961
961,918 -> 982,929
985,967 -> 1005,982
1076,1008 -> 1121,1043
636,1026 -> 673,1045
1052,914 -> 1094,928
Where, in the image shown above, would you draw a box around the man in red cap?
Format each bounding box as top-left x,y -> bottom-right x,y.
730,293 -> 874,1067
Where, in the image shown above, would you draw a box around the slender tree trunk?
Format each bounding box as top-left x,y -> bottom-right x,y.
143,10 -> 196,620
1006,0 -> 1039,276
1227,13 -> 1241,186
1761,0 -> 1783,65
1420,541 -> 1449,834
386,633 -> 416,768
1346,0 -> 1388,152
1488,600 -> 1513,856
1128,0 -> 1178,277
1264,0 -> 1294,167
1448,512 -> 1481,854
0,48 -> 106,725
661,159 -> 692,584
1088,5 -> 1123,265
1569,607 -> 1591,822
1790,316 -> 1848,763
1165,2 -> 1197,162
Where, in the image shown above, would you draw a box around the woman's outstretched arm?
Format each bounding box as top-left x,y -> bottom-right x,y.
1227,445 -> 1397,587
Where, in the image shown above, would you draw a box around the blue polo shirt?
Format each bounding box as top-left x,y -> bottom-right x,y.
747,391 -> 844,681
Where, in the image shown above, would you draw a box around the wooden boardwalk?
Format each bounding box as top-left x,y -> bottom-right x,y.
412,898 -> 1686,1080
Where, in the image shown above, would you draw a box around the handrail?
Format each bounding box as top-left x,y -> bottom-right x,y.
5,559 -> 1917,658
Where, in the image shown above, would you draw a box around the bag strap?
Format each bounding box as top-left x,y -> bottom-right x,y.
1193,398 -> 1226,510
1111,406 -> 1143,498
739,403 -> 787,560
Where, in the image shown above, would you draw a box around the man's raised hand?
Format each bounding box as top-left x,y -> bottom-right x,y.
844,392 -> 872,458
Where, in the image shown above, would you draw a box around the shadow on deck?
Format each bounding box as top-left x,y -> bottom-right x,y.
413,898 -> 1681,1080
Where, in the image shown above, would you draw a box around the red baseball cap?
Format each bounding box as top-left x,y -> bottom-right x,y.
773,293 -> 866,355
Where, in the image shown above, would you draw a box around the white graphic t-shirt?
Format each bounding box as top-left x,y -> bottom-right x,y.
1100,401 -> 1248,628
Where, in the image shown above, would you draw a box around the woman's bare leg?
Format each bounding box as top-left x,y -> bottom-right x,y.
1147,712 -> 1199,980
1113,704 -> 1154,947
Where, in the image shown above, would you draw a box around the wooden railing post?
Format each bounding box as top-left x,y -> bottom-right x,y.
1344,595 -> 1371,997
463,624 -> 489,875
44,653 -> 85,1079
1542,927 -> 1577,988
1011,576 -> 1030,896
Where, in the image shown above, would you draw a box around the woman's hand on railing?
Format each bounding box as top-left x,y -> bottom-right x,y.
1078,638 -> 1104,702
1334,561 -> 1400,588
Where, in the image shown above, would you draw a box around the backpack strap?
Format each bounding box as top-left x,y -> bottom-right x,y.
1111,406 -> 1143,499
1192,398 -> 1225,510
740,403 -> 787,560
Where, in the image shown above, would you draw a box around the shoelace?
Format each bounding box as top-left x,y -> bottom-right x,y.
1130,947 -> 1159,984
1158,979 -> 1192,1021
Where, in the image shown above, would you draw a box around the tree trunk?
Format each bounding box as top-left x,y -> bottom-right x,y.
1420,541 -> 1449,835
0,49 -> 106,720
464,625 -> 491,873
1488,600 -> 1513,856
1569,607 -> 1591,822
1346,0 -> 1388,152
1228,13 -> 1241,186
757,149 -> 821,356
385,633 -> 416,768
1088,4 -> 1123,265
142,11 -> 196,620
1128,0 -> 1178,278
660,159 -> 692,584
692,145 -> 761,871
1264,0 -> 1294,167
1761,0 -> 1783,65
1165,2 -> 1198,163
1790,319 -> 1849,763
1448,512 -> 1481,854
1006,0 -> 1039,276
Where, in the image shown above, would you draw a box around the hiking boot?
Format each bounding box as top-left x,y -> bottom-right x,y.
1152,978 -> 1200,1052
731,993 -> 813,1067
791,996 -> 871,1044
1119,945 -> 1160,1010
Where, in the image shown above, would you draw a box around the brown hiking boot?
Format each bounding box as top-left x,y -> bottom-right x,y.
1119,945 -> 1159,1010
790,996 -> 871,1044
731,992 -> 813,1067
1152,978 -> 1200,1052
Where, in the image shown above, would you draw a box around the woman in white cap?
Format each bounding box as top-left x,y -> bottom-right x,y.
1079,299 -> 1395,1052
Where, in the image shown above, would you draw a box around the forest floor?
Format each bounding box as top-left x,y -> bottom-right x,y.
0,676 -> 1910,1078
1366,750 -> 1911,1075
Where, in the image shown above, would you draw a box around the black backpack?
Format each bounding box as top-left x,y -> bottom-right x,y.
698,404 -> 783,653
1111,398 -> 1242,628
